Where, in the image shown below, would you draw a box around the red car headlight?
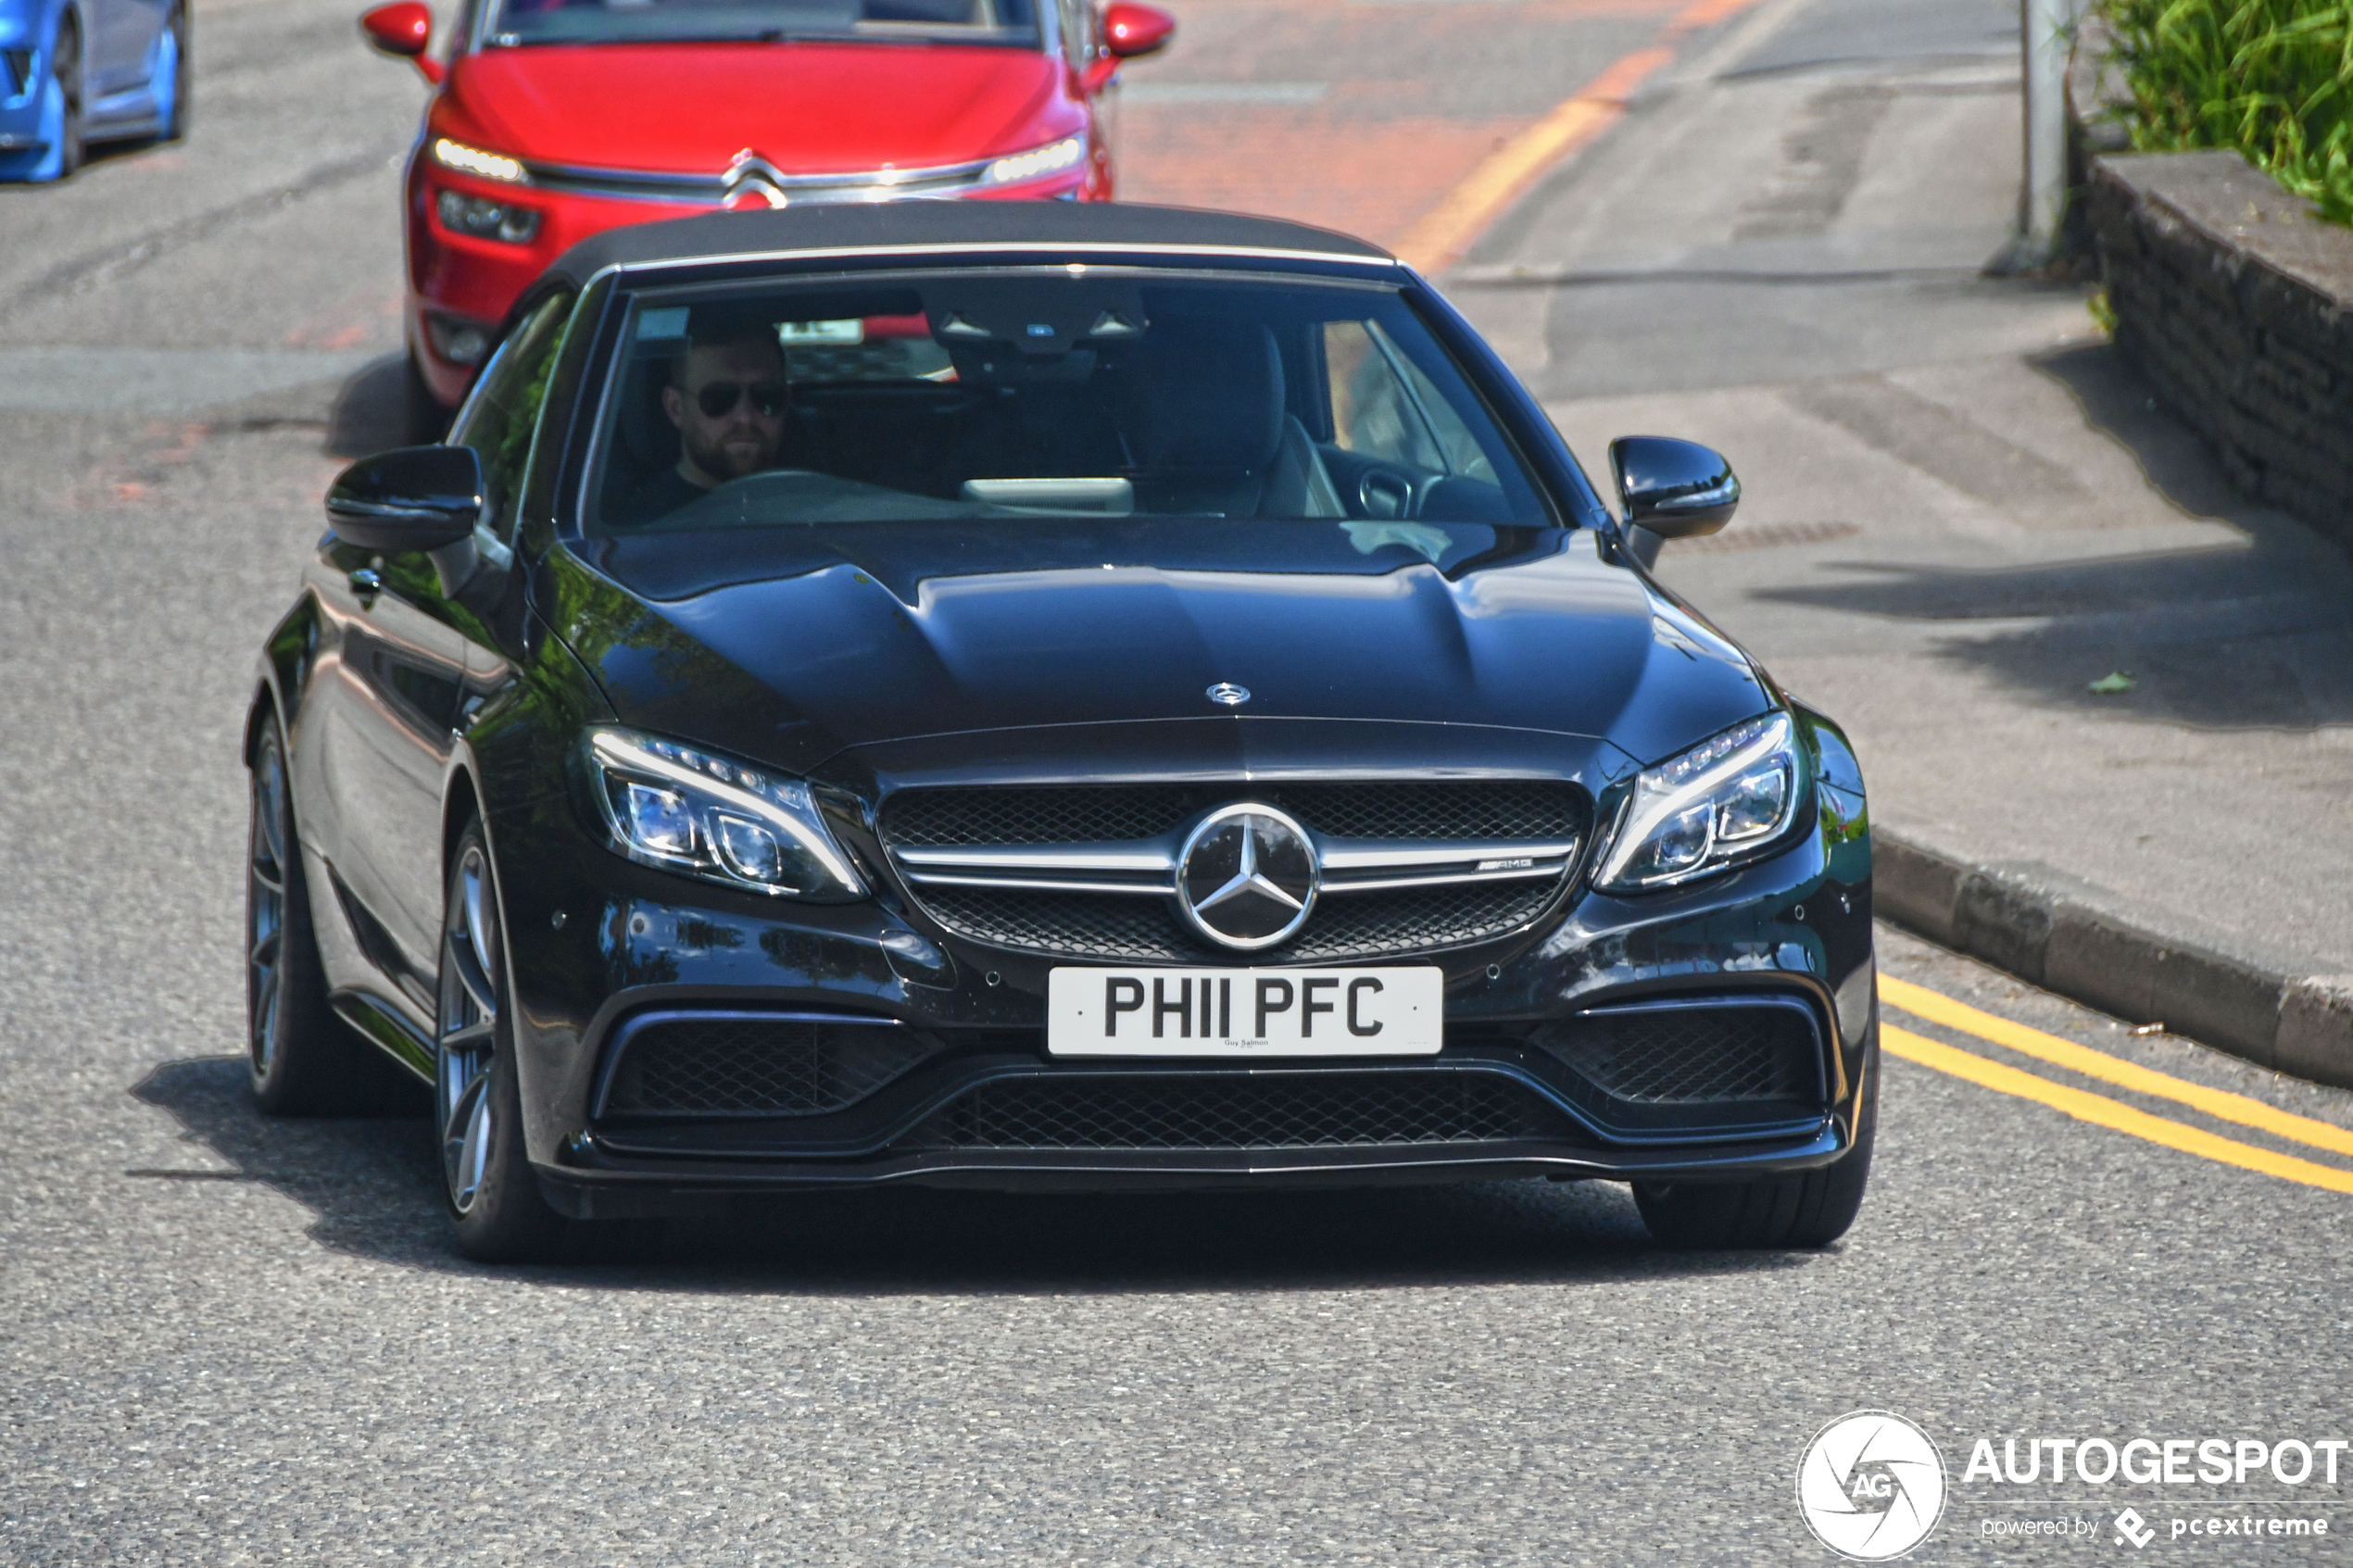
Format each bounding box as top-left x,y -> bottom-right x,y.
436,188 -> 541,245
982,133 -> 1086,189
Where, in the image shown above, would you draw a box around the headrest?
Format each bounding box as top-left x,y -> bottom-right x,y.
1119,319 -> 1285,474
616,350 -> 679,476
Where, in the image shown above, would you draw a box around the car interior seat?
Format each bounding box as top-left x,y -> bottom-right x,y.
1119,320 -> 1344,518
598,347 -> 682,520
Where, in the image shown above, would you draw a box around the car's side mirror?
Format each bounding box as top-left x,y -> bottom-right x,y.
329,445 -> 503,600
1101,3 -> 1175,58
359,2 -> 445,82
1608,435 -> 1739,568
328,445 -> 482,553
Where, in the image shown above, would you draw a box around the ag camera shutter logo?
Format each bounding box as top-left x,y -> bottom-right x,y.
1797,1411 -> 1948,1561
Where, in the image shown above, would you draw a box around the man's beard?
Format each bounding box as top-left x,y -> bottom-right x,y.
685,423 -> 773,483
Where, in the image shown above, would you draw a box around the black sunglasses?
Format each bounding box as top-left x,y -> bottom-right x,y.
692,381 -> 786,419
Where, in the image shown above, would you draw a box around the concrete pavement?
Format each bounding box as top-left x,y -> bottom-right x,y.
1448,0 -> 2353,1072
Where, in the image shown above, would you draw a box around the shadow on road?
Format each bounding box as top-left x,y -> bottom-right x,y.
131,1055 -> 1816,1293
325,353 -> 410,458
1747,344 -> 2353,730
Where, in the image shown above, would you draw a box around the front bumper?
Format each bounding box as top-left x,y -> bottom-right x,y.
0,43 -> 57,182
538,1123 -> 1853,1218
404,151 -> 1093,406
488,774 -> 1876,1217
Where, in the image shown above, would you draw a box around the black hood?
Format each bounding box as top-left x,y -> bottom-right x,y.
543,519 -> 1769,782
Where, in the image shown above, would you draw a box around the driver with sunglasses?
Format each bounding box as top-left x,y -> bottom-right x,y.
614,321 -> 792,525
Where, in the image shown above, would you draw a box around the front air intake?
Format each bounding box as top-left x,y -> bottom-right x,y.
597,1010 -> 939,1118
1530,995 -> 1828,1135
907,1069 -> 1579,1150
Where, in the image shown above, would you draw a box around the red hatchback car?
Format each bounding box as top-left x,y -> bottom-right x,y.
359,0 -> 1174,429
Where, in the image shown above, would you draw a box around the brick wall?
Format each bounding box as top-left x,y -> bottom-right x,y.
2089,150 -> 2353,550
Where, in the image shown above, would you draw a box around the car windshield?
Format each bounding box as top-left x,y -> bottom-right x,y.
484,0 -> 1038,49
583,271 -> 1555,539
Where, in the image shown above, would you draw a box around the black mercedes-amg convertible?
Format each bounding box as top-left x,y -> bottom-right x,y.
245,200 -> 1877,1260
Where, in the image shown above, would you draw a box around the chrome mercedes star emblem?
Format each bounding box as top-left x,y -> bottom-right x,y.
1176,804 -> 1318,950
1206,683 -> 1250,707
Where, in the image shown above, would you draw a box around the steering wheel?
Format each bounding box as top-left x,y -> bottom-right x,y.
1356,468 -> 1419,521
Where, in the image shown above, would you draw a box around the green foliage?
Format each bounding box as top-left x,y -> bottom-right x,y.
2100,0 -> 2353,223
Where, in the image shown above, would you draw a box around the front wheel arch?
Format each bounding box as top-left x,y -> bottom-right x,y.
243,681 -> 283,771
441,763 -> 486,880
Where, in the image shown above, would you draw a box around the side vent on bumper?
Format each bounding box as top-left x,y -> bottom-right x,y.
597,1011 -> 939,1119
1531,994 -> 1828,1136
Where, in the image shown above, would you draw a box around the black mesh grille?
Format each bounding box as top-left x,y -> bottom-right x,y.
912,1071 -> 1573,1149
1273,781 -> 1581,840
916,879 -> 1561,962
1535,1003 -> 1821,1106
883,787 -> 1205,847
881,781 -> 1583,847
603,1015 -> 938,1117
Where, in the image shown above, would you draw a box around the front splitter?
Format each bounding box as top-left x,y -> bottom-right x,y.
532,1123 -> 1843,1218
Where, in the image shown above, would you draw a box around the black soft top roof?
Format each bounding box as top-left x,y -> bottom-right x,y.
544,201 -> 1397,288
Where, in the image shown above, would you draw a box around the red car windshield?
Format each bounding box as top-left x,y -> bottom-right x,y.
484,0 -> 1041,48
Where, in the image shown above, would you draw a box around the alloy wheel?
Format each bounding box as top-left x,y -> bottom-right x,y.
245,738 -> 289,1081
437,846 -> 500,1216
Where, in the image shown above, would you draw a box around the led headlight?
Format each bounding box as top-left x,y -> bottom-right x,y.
1594,712 -> 1805,892
984,133 -> 1085,187
431,136 -> 527,183
585,728 -> 865,900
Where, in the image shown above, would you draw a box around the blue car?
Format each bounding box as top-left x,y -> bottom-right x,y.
0,0 -> 184,182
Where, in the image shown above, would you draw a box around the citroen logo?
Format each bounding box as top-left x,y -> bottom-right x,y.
722,149 -> 789,209
1206,683 -> 1250,707
1176,804 -> 1318,950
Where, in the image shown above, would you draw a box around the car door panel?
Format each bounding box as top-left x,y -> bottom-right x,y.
309,539 -> 472,1020
93,0 -> 161,102
302,288 -> 578,1019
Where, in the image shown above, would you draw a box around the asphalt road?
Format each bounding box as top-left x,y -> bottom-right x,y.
4,0 -> 2352,1561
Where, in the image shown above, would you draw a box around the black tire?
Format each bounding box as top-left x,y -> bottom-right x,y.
403,348 -> 452,445
1634,1044 -> 1878,1249
246,714 -> 415,1115
53,15 -> 84,179
159,2 -> 188,143
436,822 -> 567,1262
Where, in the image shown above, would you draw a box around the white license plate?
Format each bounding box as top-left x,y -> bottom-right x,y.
1047,966 -> 1443,1058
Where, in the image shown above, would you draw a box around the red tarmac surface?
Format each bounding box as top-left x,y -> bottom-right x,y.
1111,0 -> 1692,250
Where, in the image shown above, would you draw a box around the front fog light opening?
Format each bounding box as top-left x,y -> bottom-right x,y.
423,313 -> 492,368
586,728 -> 864,900
436,188 -> 541,245
1596,713 -> 1805,892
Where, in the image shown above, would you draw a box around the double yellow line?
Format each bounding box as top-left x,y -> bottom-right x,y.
1878,975 -> 2353,1194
